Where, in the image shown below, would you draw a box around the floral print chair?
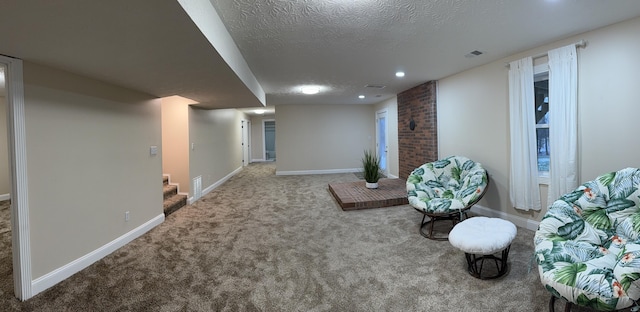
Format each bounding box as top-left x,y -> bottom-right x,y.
406,156 -> 489,240
535,168 -> 640,311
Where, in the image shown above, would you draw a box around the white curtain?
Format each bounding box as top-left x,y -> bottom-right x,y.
547,45 -> 578,203
509,57 -> 541,211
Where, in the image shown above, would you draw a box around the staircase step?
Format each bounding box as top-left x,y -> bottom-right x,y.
163,184 -> 178,200
163,194 -> 187,216
163,176 -> 169,186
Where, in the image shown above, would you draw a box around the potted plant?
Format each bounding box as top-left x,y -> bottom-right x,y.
362,150 -> 382,189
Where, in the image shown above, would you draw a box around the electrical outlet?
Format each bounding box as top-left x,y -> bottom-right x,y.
125,211 -> 130,221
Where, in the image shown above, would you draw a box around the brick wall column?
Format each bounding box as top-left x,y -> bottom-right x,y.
397,81 -> 438,179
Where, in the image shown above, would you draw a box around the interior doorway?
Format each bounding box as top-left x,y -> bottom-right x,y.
376,109 -> 388,176
263,120 -> 275,161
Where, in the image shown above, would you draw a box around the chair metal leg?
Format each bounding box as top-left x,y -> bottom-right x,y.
549,295 -> 574,312
419,214 -> 452,241
418,210 -> 473,241
564,302 -> 572,312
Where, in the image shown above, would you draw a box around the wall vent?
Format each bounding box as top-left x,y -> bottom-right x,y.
193,176 -> 202,202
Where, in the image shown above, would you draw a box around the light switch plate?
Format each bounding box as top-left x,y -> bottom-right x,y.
150,146 -> 158,156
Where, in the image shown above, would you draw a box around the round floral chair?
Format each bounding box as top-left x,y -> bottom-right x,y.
406,156 -> 489,240
535,168 -> 640,311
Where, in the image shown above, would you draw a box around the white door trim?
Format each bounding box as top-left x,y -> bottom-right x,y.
375,109 -> 389,177
1,55 -> 32,300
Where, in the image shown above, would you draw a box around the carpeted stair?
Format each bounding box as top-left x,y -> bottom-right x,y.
163,176 -> 187,216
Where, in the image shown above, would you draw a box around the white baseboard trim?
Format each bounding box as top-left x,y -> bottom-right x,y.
188,166 -> 243,205
251,158 -> 265,162
470,204 -> 540,231
0,193 -> 10,201
276,168 -> 361,176
386,173 -> 399,179
31,213 -> 165,296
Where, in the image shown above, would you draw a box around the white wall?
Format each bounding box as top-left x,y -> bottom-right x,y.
275,104 -> 374,174
161,96 -> 194,194
578,17 -> 640,179
438,16 -> 640,222
189,108 -> 246,194
374,97 -> 399,178
23,62 -> 163,279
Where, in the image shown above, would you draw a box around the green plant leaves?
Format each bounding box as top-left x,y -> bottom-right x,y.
620,272 -> 640,292
407,174 -> 422,185
450,166 -> 462,181
461,159 -> 475,171
442,190 -> 454,199
559,189 -> 584,204
412,167 -> 425,177
426,180 -> 444,189
576,293 -> 617,310
631,213 -> 640,233
432,159 -> 450,169
457,186 -> 478,199
361,150 -> 381,183
555,263 -> 587,287
583,209 -> 611,230
557,220 -> 585,240
598,172 -> 616,187
608,169 -> 637,200
431,198 -> 452,211
606,199 -> 635,213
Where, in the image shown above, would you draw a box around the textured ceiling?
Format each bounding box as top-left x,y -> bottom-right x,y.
210,0 -> 640,107
1,1 -> 640,112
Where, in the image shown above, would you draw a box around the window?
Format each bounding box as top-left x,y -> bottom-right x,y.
534,65 -> 549,181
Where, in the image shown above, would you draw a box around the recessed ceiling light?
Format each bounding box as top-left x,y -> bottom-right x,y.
301,86 -> 320,95
395,71 -> 405,78
358,95 -> 365,99
255,109 -> 265,115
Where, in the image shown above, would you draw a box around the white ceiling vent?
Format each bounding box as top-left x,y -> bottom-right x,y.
365,84 -> 386,89
465,50 -> 484,58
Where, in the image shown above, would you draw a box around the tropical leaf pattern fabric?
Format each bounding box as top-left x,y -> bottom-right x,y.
406,156 -> 488,214
535,168 -> 640,311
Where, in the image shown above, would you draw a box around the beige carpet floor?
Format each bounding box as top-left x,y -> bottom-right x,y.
0,163 -> 574,311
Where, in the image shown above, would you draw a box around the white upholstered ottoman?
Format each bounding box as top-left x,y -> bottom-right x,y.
449,217 -> 517,279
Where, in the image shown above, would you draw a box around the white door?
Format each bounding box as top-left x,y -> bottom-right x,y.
241,120 -> 250,166
376,109 -> 388,176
